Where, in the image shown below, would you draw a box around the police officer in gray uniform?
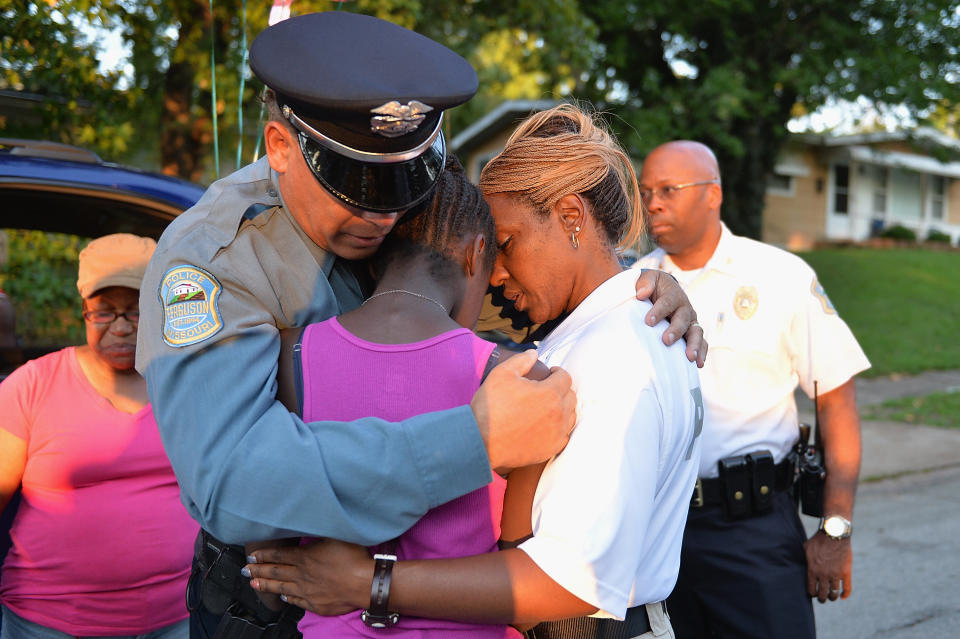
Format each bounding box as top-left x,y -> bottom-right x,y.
136,11 -> 702,637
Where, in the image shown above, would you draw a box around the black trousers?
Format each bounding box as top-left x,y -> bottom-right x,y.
667,491 -> 815,639
187,558 -> 225,639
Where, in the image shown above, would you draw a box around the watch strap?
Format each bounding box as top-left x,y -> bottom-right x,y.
361,553 -> 400,628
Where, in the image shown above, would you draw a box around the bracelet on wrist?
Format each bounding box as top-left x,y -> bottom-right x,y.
361,553 -> 400,628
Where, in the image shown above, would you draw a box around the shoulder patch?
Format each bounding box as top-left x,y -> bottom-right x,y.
159,265 -> 224,347
810,277 -> 837,315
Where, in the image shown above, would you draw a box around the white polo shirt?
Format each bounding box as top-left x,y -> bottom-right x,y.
635,223 -> 870,478
519,269 -> 703,619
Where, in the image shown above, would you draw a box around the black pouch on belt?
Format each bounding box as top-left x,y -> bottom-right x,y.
192,529 -> 303,638
746,450 -> 775,514
718,455 -> 752,519
192,530 -> 236,615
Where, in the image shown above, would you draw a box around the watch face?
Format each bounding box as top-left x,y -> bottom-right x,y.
824,516 -> 850,537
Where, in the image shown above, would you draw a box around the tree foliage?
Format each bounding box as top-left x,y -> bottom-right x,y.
0,1 -> 136,158
0,230 -> 86,346
577,0 -> 960,237
1,0 -> 958,236
0,0 -> 590,183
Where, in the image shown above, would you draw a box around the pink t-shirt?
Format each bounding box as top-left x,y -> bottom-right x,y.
298,318 -> 520,638
0,347 -> 198,635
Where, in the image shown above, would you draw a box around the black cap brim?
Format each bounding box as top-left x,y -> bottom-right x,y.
298,132 -> 446,213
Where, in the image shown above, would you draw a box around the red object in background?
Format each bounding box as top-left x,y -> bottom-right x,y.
269,0 -> 294,25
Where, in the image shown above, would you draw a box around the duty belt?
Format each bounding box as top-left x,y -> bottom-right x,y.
524,602 -> 665,639
692,455 -> 794,509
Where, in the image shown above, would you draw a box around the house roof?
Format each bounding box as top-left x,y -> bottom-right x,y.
793,128 -> 960,178
795,127 -> 960,153
846,145 -> 960,178
450,99 -> 559,155
452,99 -> 960,179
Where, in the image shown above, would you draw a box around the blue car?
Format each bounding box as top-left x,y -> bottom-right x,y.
0,138 -> 205,239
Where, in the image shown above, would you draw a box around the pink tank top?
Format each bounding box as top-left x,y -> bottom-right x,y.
298,318 -> 519,638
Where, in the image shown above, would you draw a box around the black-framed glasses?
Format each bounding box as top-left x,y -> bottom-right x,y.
639,179 -> 720,204
82,310 -> 140,325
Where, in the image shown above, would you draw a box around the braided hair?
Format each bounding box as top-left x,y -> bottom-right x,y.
374,155 -> 497,280
478,103 -> 644,250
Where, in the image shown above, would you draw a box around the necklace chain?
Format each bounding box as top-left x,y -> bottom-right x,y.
362,289 -> 448,315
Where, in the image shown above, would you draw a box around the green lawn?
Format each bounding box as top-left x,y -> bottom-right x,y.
794,247 -> 960,378
863,390 -> 960,429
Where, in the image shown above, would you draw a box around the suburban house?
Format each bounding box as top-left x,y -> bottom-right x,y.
451,100 -> 960,249
765,130 -> 960,248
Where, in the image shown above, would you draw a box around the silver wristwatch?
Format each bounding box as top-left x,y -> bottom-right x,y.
820,514 -> 853,540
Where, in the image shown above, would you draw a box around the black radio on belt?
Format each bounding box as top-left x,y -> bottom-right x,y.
797,381 -> 826,517
798,445 -> 825,517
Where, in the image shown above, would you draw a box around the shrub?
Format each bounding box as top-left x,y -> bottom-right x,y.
879,225 -> 917,241
925,228 -> 952,244
0,230 -> 86,347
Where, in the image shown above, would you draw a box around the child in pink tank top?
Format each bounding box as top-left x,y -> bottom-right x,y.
265,160 -> 544,638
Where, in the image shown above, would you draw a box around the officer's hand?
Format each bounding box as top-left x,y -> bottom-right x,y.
804,531 -> 853,603
634,270 -> 706,368
471,350 -> 576,475
247,538 -> 372,615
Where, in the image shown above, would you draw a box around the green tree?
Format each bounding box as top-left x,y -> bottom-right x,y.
4,1 -> 956,241
579,0 -> 960,238
0,1 -> 136,159
0,0 -> 589,182
0,230 -> 86,346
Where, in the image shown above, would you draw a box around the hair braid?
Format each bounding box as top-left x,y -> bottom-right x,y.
375,155 -> 496,279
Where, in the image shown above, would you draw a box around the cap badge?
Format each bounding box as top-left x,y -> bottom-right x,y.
370,100 -> 434,138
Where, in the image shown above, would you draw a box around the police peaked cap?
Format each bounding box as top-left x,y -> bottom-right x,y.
250,12 -> 479,212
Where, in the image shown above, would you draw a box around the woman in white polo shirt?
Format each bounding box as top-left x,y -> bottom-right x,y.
246,104 -> 703,639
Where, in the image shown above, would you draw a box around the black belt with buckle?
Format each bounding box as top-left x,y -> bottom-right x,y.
692,453 -> 794,513
523,602 -> 664,639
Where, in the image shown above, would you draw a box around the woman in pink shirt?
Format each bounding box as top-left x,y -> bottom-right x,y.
0,234 -> 197,638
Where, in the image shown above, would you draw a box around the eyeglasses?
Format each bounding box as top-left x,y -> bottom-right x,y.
639,179 -> 720,204
82,310 -> 140,325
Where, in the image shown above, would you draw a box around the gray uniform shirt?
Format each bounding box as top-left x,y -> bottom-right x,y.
136,158 -> 492,545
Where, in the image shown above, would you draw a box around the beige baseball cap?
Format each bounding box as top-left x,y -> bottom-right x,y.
77,233 -> 157,298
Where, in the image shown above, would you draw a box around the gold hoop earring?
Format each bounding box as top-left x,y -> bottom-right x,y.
571,226 -> 581,249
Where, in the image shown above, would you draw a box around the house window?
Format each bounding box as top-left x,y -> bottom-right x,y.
833,165 -> 849,214
873,166 -> 888,215
889,169 -> 923,221
930,175 -> 945,221
766,172 -> 793,196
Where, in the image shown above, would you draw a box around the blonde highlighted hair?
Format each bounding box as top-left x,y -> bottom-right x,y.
478,103 -> 643,249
